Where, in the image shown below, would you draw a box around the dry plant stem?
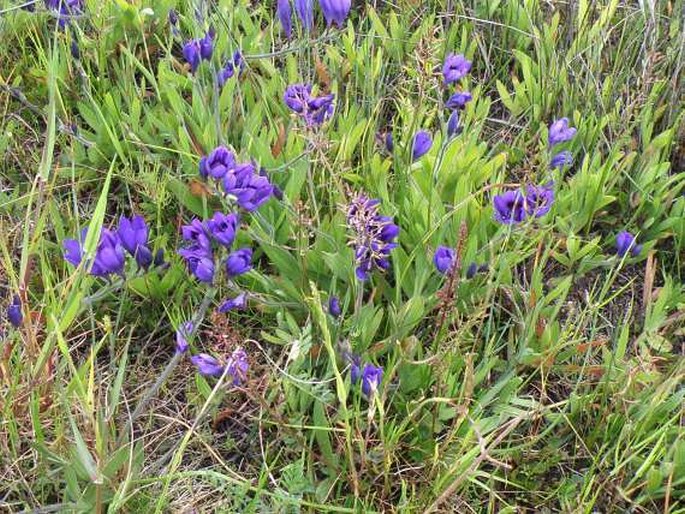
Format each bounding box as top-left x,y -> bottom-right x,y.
433,222 -> 468,345
431,222 -> 467,433
123,287 -> 217,436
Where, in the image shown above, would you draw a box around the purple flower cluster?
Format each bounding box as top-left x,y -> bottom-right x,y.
183,30 -> 214,73
548,118 -> 576,169
178,212 -> 253,286
284,84 -> 335,127
63,215 -> 157,277
190,347 -> 249,385
277,0 -> 351,37
492,184 -> 555,225
442,53 -> 472,138
199,146 -> 274,212
347,194 -> 399,281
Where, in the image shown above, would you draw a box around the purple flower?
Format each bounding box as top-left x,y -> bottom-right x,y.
442,53 -> 471,84
433,246 -> 455,274
178,219 -> 215,282
168,9 -> 178,26
616,231 -> 642,258
294,0 -> 313,31
447,110 -> 462,137
206,212 -> 239,248
524,184 -> 555,218
226,347 -> 249,385
117,215 -> 149,256
200,146 -> 236,180
284,84 -> 334,126
45,0 -> 83,28
176,321 -> 193,354
385,132 -> 393,153
63,228 -> 87,267
183,31 -> 214,73
351,360 -> 383,396
548,118 -> 576,147
191,353 -> 225,377
284,83 -> 312,113
181,219 -> 212,251
218,292 -> 248,313
222,164 -> 274,211
225,248 -> 253,277
411,130 -> 432,161
347,194 -> 399,281
7,295 -> 23,328
466,262 -> 478,279
319,0 -> 351,27
550,151 -> 573,169
446,91 -> 472,110
91,229 -> 126,277
305,93 -> 335,126
493,190 -> 526,225
217,51 -> 245,88
277,0 -> 293,38
179,249 -> 215,283
70,40 -> 80,60
328,296 -> 341,318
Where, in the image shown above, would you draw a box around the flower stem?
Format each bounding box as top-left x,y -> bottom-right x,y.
122,286 -> 217,440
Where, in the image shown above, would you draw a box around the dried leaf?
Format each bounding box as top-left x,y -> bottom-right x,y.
271,122 -> 286,157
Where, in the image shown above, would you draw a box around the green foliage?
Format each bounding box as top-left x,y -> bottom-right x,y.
1,0 -> 684,512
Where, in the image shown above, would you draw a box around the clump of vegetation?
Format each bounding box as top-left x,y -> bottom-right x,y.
1,0 -> 683,512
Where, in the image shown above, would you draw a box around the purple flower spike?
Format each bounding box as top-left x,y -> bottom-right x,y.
191,353 -> 225,377
176,321 -> 193,354
548,118 -> 577,147
226,347 -> 249,385
446,91 -> 472,110
411,130 -> 433,161
551,151 -> 574,169
277,0 -> 293,38
433,246 -> 455,274
524,184 -> 555,218
7,295 -> 23,328
319,0 -> 352,27
616,231 -> 642,258
493,190 -> 526,225
225,248 -> 253,277
347,194 -> 399,281
442,53 -> 472,84
206,212 -> 239,248
218,292 -> 248,313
